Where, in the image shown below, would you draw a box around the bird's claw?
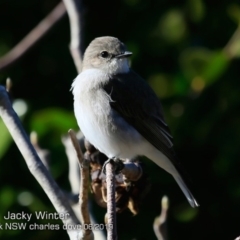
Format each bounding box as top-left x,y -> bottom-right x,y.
102,158 -> 124,175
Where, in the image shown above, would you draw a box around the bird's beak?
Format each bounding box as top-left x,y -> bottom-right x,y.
116,51 -> 132,59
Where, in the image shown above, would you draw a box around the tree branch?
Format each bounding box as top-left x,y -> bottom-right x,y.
153,196 -> 169,240
0,84 -> 80,240
62,131 -> 82,194
62,133 -> 106,240
30,131 -> 50,170
63,0 -> 84,72
68,129 -> 93,240
0,2 -> 66,71
106,161 -> 117,240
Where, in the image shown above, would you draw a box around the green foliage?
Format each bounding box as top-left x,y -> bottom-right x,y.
0,99 -> 27,159
180,49 -> 229,86
0,187 -> 16,210
30,108 -> 78,137
0,119 -> 12,159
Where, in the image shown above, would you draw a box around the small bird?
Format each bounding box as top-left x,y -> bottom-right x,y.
72,36 -> 199,207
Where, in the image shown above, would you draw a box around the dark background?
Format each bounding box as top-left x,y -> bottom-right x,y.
0,0 -> 240,239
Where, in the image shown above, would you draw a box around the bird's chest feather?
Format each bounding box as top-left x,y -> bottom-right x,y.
72,69 -> 115,140
72,69 -> 144,158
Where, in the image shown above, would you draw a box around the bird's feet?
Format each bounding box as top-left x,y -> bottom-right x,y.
102,158 -> 124,175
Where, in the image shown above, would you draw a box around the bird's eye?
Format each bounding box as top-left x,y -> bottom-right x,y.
100,51 -> 109,58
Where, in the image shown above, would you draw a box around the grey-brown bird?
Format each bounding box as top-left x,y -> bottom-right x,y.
72,36 -> 199,207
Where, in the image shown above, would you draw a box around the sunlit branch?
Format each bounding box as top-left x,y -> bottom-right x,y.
0,2 -> 66,71
0,84 -> 80,240
62,0 -> 84,72
69,129 -> 93,240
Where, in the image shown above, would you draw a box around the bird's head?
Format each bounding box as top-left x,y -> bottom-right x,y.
82,36 -> 132,75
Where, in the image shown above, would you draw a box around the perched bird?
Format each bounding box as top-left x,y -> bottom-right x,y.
71,36 -> 199,207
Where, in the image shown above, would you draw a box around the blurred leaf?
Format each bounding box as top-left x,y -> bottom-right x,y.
203,51 -> 229,84
30,108 -> 78,137
159,9 -> 187,44
180,48 -> 229,90
227,4 -> 240,23
186,0 -> 205,23
0,187 -> 16,211
149,73 -> 191,97
170,103 -> 185,117
0,119 -> 12,159
148,74 -> 172,98
173,205 -> 198,222
180,48 -> 213,80
173,74 -> 190,95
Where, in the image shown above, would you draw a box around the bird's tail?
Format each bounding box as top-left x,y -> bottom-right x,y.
173,174 -> 199,208
143,143 -> 199,207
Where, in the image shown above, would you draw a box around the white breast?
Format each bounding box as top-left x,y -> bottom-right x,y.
72,69 -> 111,147
71,69 -> 144,159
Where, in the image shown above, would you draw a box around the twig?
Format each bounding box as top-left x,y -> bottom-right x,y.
0,2 -> 66,71
6,78 -> 12,92
0,85 -> 80,240
69,129 -> 93,240
153,196 -> 169,240
106,161 -> 117,240
30,131 -> 50,170
62,130 -> 106,240
62,132 -> 82,194
63,0 -> 84,72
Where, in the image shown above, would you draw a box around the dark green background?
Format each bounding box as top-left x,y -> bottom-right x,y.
0,0 -> 240,239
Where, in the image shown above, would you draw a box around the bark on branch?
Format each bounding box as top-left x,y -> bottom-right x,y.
106,161 -> 117,240
63,0 -> 84,72
0,85 -> 80,240
69,129 -> 93,240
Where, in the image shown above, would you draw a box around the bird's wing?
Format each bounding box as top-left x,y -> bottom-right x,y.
102,70 -> 177,162
103,70 -> 199,208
